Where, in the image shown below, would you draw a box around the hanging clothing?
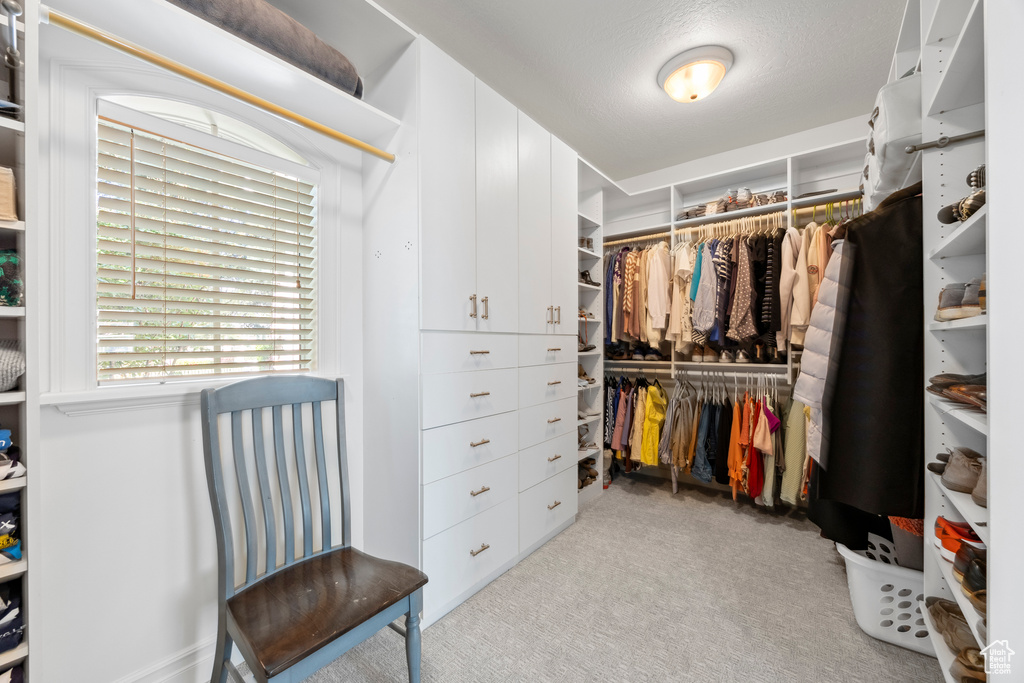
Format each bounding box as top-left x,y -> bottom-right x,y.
646,242 -> 671,344
628,385 -> 647,463
640,383 -> 667,466
778,227 -> 803,353
726,238 -> 758,341
713,396 -> 733,485
780,399 -> 807,506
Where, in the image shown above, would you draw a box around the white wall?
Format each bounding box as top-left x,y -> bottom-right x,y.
29,6 -> 366,682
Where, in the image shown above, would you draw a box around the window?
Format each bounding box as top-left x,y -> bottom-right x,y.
96,118 -> 317,383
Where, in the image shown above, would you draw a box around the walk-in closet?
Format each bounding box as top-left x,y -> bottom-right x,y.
0,0 -> 1019,681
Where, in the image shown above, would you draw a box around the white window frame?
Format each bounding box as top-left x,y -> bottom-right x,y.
38,42 -> 363,414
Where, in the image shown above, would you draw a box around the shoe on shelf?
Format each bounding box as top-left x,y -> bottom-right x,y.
644,348 -> 664,362
735,349 -> 751,363
934,516 -> 984,562
578,363 -> 596,385
979,275 -> 986,313
769,346 -> 786,364
720,350 -> 735,363
0,450 -> 24,481
702,346 -> 719,363
690,344 -> 705,362
949,647 -> 986,683
925,597 -> 976,655
928,372 -> 987,390
941,450 -> 983,494
934,282 -> 982,322
971,458 -> 987,508
578,334 -> 595,353
961,559 -> 987,617
941,384 -> 987,412
753,339 -> 767,363
579,270 -> 601,287
953,545 -> 987,584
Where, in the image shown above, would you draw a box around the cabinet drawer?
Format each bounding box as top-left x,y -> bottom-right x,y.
517,362 -> 577,409
422,496 -> 518,618
423,454 -> 518,539
518,396 -> 575,450
518,334 -> 577,367
519,467 -> 578,551
423,412 -> 518,484
421,332 -> 518,374
422,368 -> 518,429
518,432 -> 576,492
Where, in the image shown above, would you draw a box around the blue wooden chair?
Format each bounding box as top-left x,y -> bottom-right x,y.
201,376 -> 427,683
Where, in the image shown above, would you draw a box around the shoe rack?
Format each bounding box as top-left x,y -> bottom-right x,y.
577,160 -> 604,504
917,0 -> 989,677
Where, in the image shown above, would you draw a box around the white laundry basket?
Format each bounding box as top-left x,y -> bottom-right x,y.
836,542 -> 936,656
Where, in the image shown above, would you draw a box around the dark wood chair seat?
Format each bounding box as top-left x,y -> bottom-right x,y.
229,547 -> 429,679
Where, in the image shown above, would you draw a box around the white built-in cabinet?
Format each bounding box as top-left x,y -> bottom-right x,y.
419,43 -> 519,333
518,113 -> 577,335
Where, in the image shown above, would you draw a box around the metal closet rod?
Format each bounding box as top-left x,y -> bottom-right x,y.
603,232 -> 671,248
905,129 -> 984,154
41,6 -> 397,163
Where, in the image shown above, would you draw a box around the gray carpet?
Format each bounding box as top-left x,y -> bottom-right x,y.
290,474 -> 944,682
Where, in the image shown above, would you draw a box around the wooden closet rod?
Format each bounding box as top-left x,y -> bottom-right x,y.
603,232 -> 671,248
41,7 -> 397,163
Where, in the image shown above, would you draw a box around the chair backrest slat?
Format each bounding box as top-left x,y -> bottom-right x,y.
311,401 -> 332,545
250,408 -> 277,573
230,411 -> 259,583
202,376 -> 347,599
336,386 -> 351,548
292,402 -> 315,558
272,405 -> 296,565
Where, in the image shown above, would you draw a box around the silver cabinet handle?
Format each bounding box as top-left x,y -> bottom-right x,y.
481,296 -> 489,319
555,306 -> 561,325
547,500 -> 562,510
547,417 -> 561,424
470,543 -> 490,557
470,438 -> 491,448
469,350 -> 490,355
470,391 -> 491,398
547,347 -> 561,352
470,485 -> 491,497
470,294 -> 477,318
547,454 -> 562,462
547,380 -> 562,386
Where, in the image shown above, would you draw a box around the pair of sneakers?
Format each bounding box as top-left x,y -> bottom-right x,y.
930,447 -> 987,507
691,345 -> 719,363
934,277 -> 985,321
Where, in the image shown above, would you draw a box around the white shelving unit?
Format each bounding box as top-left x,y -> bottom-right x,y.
919,0 -> 988,679
578,160 -> 605,504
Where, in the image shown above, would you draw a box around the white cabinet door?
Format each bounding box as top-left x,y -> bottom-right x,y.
550,136 -> 578,335
517,112 -> 552,335
475,81 -> 518,334
419,41 -> 477,332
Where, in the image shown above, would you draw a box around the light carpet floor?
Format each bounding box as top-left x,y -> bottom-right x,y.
272,474 -> 944,682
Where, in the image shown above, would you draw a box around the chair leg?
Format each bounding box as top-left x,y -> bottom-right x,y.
405,592 -> 422,683
211,620 -> 233,683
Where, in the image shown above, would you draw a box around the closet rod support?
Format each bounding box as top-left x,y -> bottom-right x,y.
905,129 -> 984,154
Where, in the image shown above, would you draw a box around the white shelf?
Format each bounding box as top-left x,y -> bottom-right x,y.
577,317 -> 601,324
928,395 -> 988,436
0,559 -> 25,582
0,642 -> 26,669
675,360 -> 788,373
929,315 -> 986,332
790,189 -> 863,209
674,201 -> 787,230
0,392 -> 24,406
920,598 -> 958,683
576,416 -> 600,428
925,0 -> 974,45
578,384 -> 600,393
928,0 -> 984,116
578,282 -> 601,291
577,212 -> 600,230
0,118 -> 23,134
578,447 -> 599,462
577,247 -> 601,259
927,542 -> 985,647
0,477 -> 25,494
0,220 -> 24,232
0,307 -> 24,319
929,206 -> 986,260
605,360 -> 671,369
928,471 -> 989,545
578,350 -> 601,357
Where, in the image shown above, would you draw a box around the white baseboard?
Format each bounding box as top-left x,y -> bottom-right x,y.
112,638 -> 249,683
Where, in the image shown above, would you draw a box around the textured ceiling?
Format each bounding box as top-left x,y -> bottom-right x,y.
368,0 -> 904,181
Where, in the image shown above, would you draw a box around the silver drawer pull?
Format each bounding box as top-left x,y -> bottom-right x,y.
547,380 -> 562,386
547,417 -> 561,424
470,543 -> 490,557
469,294 -> 477,318
547,347 -> 562,352
470,485 -> 491,497
547,500 -> 562,510
469,350 -> 491,355
470,391 -> 491,398
547,454 -> 562,462
470,438 -> 491,448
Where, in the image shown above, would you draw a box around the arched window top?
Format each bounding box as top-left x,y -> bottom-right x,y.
101,95 -> 308,165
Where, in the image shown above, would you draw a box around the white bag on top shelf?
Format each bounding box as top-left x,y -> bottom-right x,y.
863,72 -> 922,210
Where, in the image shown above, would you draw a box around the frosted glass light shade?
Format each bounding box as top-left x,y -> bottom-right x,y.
658,46 -> 733,103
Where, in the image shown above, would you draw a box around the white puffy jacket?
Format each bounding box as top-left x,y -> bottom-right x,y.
792,239 -> 850,469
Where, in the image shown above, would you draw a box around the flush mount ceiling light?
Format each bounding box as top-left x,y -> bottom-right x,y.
658,46 -> 734,103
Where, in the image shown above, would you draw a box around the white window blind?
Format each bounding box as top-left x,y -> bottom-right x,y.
96,119 -> 317,383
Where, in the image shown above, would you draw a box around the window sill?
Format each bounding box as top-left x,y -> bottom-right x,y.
41,374 -> 342,417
